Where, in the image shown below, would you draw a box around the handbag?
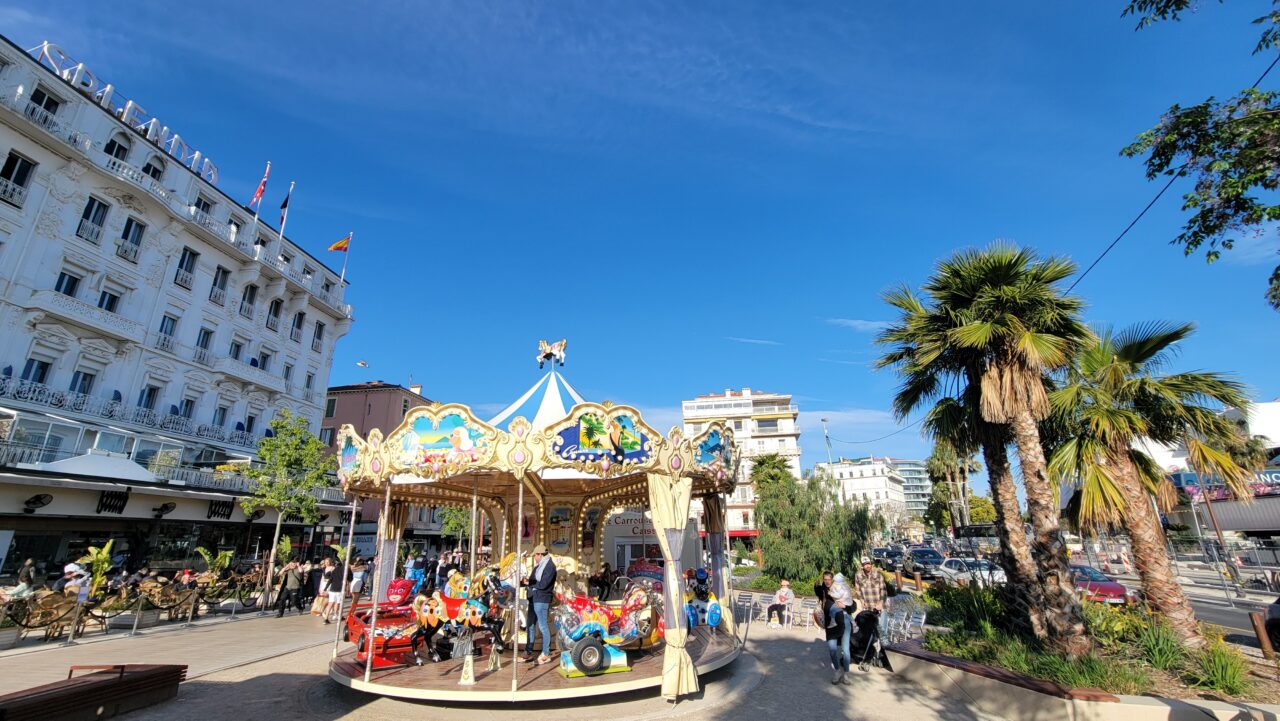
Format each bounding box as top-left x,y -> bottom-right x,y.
310,595 -> 327,615
811,607 -> 824,628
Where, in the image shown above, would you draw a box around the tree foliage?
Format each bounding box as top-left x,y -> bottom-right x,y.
439,506 -> 473,549
240,409 -> 336,524
969,495 -> 996,524
754,454 -> 882,582
194,546 -> 233,575
1122,2 -> 1280,309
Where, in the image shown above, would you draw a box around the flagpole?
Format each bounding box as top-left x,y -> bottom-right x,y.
277,181 -> 296,240
251,161 -> 271,227
339,231 -> 351,284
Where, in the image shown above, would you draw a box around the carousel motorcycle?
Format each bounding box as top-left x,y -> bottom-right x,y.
683,567 -> 722,629
407,568 -> 512,665
552,578 -> 663,675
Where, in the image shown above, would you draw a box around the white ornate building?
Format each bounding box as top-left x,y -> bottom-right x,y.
682,388 -> 801,548
0,36 -> 351,575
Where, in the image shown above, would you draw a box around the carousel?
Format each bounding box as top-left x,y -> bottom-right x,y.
327,343 -> 744,702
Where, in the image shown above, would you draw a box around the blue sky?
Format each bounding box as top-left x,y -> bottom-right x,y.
9,2 -> 1280,492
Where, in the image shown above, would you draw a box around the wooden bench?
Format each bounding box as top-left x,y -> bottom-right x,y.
0,664 -> 187,721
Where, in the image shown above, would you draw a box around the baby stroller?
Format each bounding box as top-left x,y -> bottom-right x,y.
849,609 -> 884,671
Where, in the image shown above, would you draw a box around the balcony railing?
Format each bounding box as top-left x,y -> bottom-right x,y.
238,300 -> 256,319
0,378 -> 265,449
23,100 -> 63,134
101,156 -> 177,206
188,206 -> 232,242
208,286 -> 225,305
0,177 -> 27,208
192,346 -> 212,366
213,356 -> 286,393
115,240 -> 140,263
311,337 -> 323,353
75,218 -> 103,244
173,268 -> 193,289
289,327 -> 301,342
26,289 -> 145,343
153,332 -> 175,353
265,314 -> 280,332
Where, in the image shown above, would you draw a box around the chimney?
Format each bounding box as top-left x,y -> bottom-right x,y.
409,384 -> 423,397
742,387 -> 751,396
724,389 -> 732,397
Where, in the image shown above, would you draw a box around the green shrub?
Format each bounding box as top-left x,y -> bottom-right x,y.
743,574 -> 781,593
924,581 -> 1005,630
1187,640 -> 1251,697
1081,600 -> 1147,648
1137,619 -> 1183,670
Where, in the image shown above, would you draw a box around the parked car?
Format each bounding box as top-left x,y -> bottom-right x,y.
870,547 -> 889,564
905,548 -> 945,579
1070,565 -> 1135,605
879,549 -> 904,572
937,557 -> 1007,586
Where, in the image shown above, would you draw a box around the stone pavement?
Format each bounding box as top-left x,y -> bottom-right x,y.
0,608 -> 336,695
106,621 -> 1006,721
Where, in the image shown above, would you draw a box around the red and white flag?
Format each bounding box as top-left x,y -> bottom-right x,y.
248,161 -> 271,210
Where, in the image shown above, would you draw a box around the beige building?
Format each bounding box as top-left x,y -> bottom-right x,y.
682,388 -> 801,548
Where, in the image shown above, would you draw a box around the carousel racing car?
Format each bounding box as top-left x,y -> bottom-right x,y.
552,580 -> 663,676
683,568 -> 721,629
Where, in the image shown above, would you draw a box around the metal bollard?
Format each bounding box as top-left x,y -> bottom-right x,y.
183,589 -> 200,628
895,570 -> 903,592
228,586 -> 239,622
130,595 -> 145,636
62,602 -> 84,647
1250,611 -> 1276,660
913,571 -> 923,591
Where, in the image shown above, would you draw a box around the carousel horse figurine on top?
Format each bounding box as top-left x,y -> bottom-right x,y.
536,339 -> 567,368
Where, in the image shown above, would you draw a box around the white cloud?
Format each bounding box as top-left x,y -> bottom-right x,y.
1222,231 -> 1280,266
826,318 -> 890,332
723,336 -> 781,346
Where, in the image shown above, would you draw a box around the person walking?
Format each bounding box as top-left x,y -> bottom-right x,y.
423,555 -> 439,594
766,579 -> 795,627
275,559 -> 304,617
816,571 -> 851,684
320,557 -> 345,624
349,556 -> 368,599
853,557 -> 886,612
521,544 -> 556,665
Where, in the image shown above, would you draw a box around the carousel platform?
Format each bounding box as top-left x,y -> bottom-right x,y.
329,626 -> 742,702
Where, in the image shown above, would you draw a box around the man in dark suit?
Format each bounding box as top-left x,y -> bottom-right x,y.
520,544 -> 557,664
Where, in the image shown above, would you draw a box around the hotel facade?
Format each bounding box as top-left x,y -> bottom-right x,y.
0,36 -> 352,577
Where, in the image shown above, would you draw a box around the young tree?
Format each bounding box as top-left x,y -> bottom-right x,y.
439,506 -> 473,551
240,408 -> 336,606
1122,1 -> 1280,309
968,495 -> 997,524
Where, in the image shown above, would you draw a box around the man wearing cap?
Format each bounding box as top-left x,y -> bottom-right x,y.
854,557 -> 885,612
766,579 -> 795,628
520,544 -> 556,665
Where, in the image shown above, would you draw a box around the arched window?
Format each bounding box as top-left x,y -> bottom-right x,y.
103,133 -> 131,161
141,155 -> 165,181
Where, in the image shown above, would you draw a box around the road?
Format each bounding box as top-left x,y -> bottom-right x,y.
1188,597 -> 1270,649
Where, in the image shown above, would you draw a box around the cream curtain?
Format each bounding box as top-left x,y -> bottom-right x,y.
700,493 -> 734,637
647,472 -> 699,700
375,501 -> 407,601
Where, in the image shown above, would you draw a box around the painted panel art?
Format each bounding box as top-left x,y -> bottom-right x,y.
338,433 -> 361,479
548,506 -> 573,553
555,413 -> 648,467
398,412 -> 487,469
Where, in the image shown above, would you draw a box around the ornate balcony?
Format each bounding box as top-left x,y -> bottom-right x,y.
213,355 -> 285,394
100,156 -> 178,206
173,268 -> 193,289
0,177 -> 27,208
115,240 -> 140,263
26,289 -> 145,343
208,286 -> 226,306
75,218 -> 103,244
238,300 -> 256,320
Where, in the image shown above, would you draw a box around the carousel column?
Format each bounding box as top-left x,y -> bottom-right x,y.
511,474 -> 525,694
332,496 -> 360,658
701,493 -> 734,637
364,483 -> 393,683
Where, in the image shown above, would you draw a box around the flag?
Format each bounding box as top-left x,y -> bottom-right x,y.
249,161 -> 270,209
328,233 -> 351,252
278,185 -> 292,227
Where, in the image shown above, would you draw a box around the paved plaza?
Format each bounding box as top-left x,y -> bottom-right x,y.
0,613 -> 1006,721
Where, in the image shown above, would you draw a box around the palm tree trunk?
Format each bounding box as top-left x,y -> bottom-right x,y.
1008,409 -> 1090,657
1112,450 -> 1204,647
977,423 -> 1046,641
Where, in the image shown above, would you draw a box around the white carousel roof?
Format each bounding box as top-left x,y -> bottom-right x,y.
487,370 -> 586,432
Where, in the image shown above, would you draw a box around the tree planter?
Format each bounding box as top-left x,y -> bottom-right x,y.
885,638 -> 1280,721
0,626 -> 20,649
109,608 -> 162,629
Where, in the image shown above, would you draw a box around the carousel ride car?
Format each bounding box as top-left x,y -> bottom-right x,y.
552,578 -> 664,676
683,568 -> 722,630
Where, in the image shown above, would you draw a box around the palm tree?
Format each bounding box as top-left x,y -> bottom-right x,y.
879,290 -> 1043,642
879,243 -> 1092,655
1048,322 -> 1252,646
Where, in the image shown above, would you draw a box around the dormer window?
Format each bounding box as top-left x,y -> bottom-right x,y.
103,133 -> 131,161
141,155 -> 165,181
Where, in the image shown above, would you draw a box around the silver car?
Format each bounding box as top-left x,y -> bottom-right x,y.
937,557 -> 1007,587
